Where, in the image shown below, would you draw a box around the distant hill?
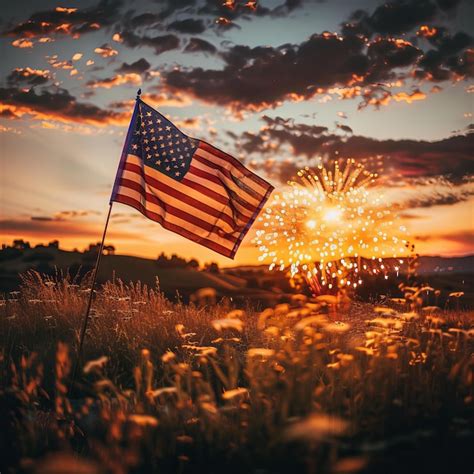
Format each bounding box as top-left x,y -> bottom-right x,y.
1,245 -> 473,307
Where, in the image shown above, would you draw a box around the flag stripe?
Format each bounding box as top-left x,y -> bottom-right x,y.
113,193 -> 236,257
114,186 -> 238,251
123,157 -> 254,223
195,147 -> 267,197
198,141 -> 270,192
119,171 -> 241,233
192,153 -> 263,207
188,164 -> 259,215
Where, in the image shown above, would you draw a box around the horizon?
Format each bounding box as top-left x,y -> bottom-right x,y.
1,0 -> 473,265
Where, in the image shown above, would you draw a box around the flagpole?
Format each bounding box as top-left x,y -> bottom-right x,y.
70,90 -> 142,388
73,201 -> 112,362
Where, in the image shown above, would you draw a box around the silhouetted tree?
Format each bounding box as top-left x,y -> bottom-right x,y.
187,258 -> 200,270
103,245 -> 115,255
48,240 -> 59,249
13,239 -> 30,250
204,262 -> 220,274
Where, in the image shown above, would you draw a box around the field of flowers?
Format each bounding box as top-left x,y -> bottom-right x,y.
1,271 -> 473,474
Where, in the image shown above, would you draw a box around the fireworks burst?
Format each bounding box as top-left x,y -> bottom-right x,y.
254,159 -> 408,294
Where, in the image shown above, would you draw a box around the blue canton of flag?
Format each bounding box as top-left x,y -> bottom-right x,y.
129,101 -> 198,181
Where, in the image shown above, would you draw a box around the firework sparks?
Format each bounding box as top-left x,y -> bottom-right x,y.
254,159 -> 407,293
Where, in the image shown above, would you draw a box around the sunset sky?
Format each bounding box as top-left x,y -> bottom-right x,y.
1,0 -> 473,266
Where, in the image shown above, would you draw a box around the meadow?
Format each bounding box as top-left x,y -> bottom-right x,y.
1,271 -> 472,474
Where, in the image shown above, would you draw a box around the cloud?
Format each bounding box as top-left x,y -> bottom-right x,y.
156,0 -> 471,111
0,86 -> 129,126
116,58 -> 151,74
342,0 -> 462,37
120,31 -> 180,55
94,44 -> 119,58
2,0 -> 121,41
184,37 -> 217,55
403,190 -> 474,208
238,116 -> 474,183
11,38 -> 33,48
167,18 -> 207,34
162,34 -> 370,111
7,67 -> 52,86
87,73 -> 142,89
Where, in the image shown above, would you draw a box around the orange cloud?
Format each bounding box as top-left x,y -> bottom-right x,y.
87,73 -> 142,89
94,44 -> 118,58
418,25 -> 437,38
11,38 -> 33,48
55,7 -> 78,14
392,90 -> 427,104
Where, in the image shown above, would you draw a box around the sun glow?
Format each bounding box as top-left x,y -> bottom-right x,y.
254,159 -> 408,294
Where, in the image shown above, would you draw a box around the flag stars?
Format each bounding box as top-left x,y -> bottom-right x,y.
133,104 -> 197,181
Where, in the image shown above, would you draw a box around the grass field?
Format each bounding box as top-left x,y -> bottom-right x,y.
1,271 -> 473,473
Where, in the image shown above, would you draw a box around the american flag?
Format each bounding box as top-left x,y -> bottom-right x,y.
111,98 -> 274,259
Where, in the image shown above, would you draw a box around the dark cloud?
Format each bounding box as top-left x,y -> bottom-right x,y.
2,0 -> 122,39
116,58 -> 151,74
162,34 -> 371,110
402,188 -> 474,209
31,216 -> 54,222
415,29 -> 473,81
341,1 -> 473,84
342,0 -> 462,38
0,86 -> 128,125
184,37 -> 217,55
7,67 -> 52,86
125,12 -> 162,28
120,31 -> 180,54
238,117 -> 474,183
167,18 -> 207,34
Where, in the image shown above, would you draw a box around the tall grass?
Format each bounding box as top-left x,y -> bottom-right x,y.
0,271 -> 472,473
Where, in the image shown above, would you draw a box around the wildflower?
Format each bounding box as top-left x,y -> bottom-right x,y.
183,345 -> 218,357
291,293 -> 308,304
222,387 -> 248,400
293,315 -> 328,331
83,356 -> 108,374
226,309 -> 245,319
212,318 -> 244,332
264,326 -> 280,337
247,348 -> 275,358
367,317 -> 403,329
128,414 -> 159,427
374,306 -> 398,315
323,321 -> 351,334
257,308 -> 274,330
399,312 -> 419,321
284,413 -> 348,441
161,351 -> 176,363
200,401 -> 219,415
146,387 -> 177,399
390,298 -> 406,304
274,303 -> 290,315
315,295 -> 338,305
426,315 -> 445,326
355,346 -> 375,356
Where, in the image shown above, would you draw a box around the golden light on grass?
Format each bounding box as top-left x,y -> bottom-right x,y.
254,159 -> 408,293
